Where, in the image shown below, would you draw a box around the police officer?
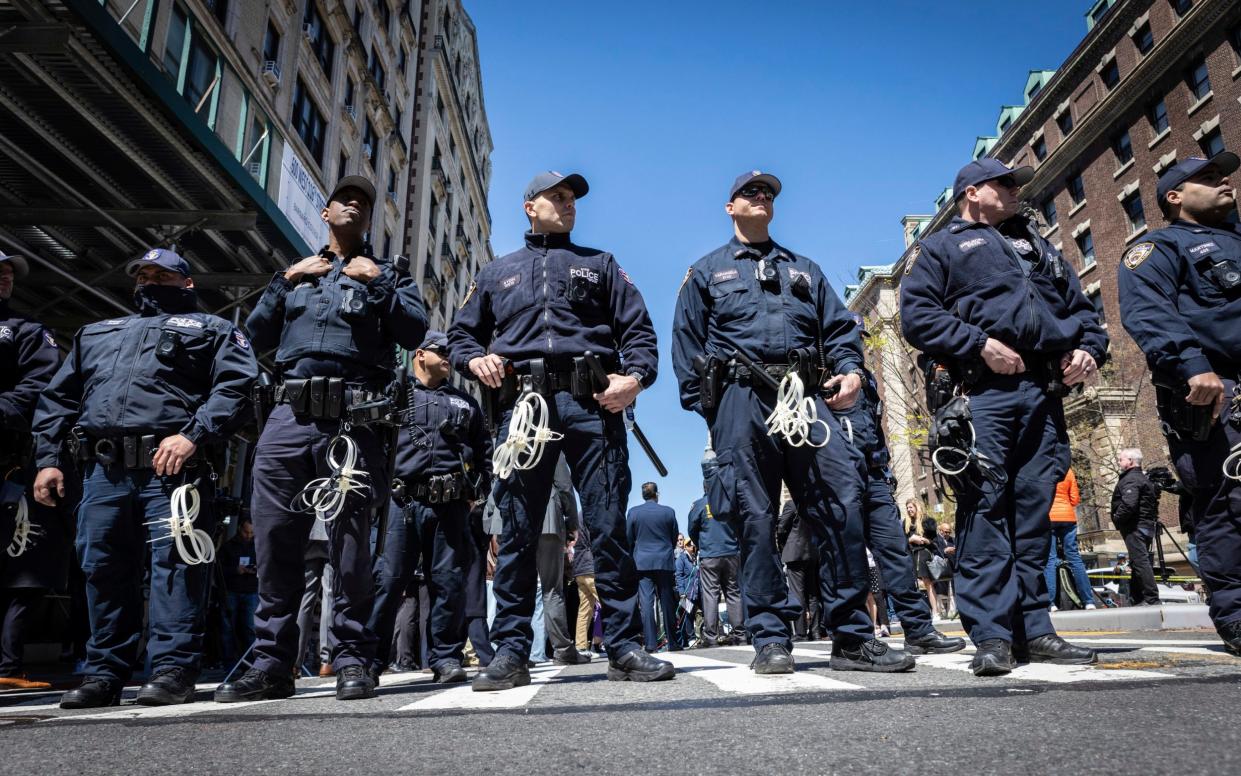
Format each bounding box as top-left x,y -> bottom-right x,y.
449,171 -> 673,690
901,158 -> 1108,676
31,249 -> 257,707
366,330 -> 491,684
672,170 -> 914,674
1117,151 -> 1241,655
828,321 -> 965,655
0,251 -> 63,690
687,457 -> 743,647
216,176 -> 427,703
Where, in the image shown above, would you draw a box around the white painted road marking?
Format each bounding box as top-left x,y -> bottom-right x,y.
661,651 -> 863,694
398,665 -> 566,711
912,651 -> 1175,683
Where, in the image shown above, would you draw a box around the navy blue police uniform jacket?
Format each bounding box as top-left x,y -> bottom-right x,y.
393,377 -> 493,488
687,495 -> 738,559
0,300 -> 60,433
244,249 -> 427,382
448,231 -> 658,385
1117,219 -> 1241,381
671,236 -> 865,415
32,308 -> 258,467
900,216 -> 1108,366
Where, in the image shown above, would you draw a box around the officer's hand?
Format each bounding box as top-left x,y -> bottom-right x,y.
33,468 -> 64,507
284,255 -> 333,284
823,373 -> 861,410
469,354 -> 507,388
594,374 -> 642,413
981,338 -> 1025,375
342,256 -> 381,284
1060,349 -> 1098,386
153,434 -> 197,477
1186,371 -> 1226,418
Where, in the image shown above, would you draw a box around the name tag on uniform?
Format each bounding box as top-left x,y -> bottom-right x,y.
1189,242 -> 1219,256
958,238 -> 986,251
165,316 -> 204,329
501,274 -> 520,290
449,396 -> 470,409
711,269 -> 739,284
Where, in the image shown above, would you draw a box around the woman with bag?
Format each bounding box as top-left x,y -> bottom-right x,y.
905,500 -> 943,620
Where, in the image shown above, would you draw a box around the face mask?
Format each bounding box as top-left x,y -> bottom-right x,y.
133,283 -> 197,314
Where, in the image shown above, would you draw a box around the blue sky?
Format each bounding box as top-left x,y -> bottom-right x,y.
468,0 -> 1091,528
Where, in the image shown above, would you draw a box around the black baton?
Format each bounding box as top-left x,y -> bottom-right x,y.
583,351 -> 668,477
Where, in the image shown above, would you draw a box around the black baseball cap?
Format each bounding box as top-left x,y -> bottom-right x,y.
1156,150 -> 1240,204
125,248 -> 190,277
0,251 -> 29,279
523,171 -> 588,203
418,330 -> 448,352
729,170 -> 782,201
329,175 -> 377,207
952,158 -> 1034,201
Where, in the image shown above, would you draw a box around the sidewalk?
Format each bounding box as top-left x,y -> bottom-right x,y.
902,604 -> 1213,635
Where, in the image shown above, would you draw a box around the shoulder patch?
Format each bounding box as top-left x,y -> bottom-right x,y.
42,330 -> 57,348
1123,242 -> 1154,270
459,281 -> 477,309
904,244 -> 921,275
232,329 -> 250,350
0,326 -> 13,343
618,267 -> 633,285
678,267 -> 694,293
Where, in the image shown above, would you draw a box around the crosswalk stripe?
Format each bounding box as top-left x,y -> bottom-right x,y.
397,665 -> 566,711
660,651 -> 863,694
912,652 -> 1175,683
1140,646 -> 1230,657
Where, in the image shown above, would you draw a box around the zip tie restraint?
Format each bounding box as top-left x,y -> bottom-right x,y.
765,372 -> 829,448
292,434 -> 371,522
146,483 -> 215,565
6,494 -> 41,558
493,391 -> 563,480
1224,441 -> 1241,483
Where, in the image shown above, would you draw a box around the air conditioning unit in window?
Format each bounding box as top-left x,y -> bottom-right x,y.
247,162 -> 263,176
362,143 -> 373,160
261,60 -> 281,87
344,104 -> 356,120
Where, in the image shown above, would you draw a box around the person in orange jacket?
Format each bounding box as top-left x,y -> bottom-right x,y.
1046,468 -> 1096,610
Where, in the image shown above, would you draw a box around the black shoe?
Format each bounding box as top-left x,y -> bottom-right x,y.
750,644 -> 796,674
970,639 -> 1015,677
136,666 -> 197,706
214,668 -> 295,703
335,664 -> 376,700
59,677 -> 123,709
432,660 -> 468,684
830,638 -> 916,673
368,665 -> 383,687
1020,634 -> 1097,665
904,629 -> 968,655
472,653 -> 531,692
791,634 -> 809,643
1218,619 -> 1241,657
607,649 -> 675,682
552,646 -> 592,665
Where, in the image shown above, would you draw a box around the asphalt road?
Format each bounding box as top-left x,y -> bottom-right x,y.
2,630 -> 1237,775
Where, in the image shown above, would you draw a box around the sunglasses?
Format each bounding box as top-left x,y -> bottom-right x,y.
737,185 -> 776,200
992,176 -> 1017,189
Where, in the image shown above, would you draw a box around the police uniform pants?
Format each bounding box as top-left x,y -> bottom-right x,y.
862,473 -> 936,639
368,499 -> 469,671
249,405 -> 387,674
1168,378 -> 1241,628
491,392 -> 642,662
708,383 -> 872,649
952,374 -> 1068,646
698,554 -> 742,643
75,462 -> 212,681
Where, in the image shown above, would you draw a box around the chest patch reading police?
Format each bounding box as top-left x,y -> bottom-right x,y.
711,269 -> 739,284
1189,242 -> 1219,256
569,266 -> 600,284
958,238 -> 986,252
501,274 -> 520,290
788,268 -> 811,284
165,316 -> 204,329
1123,242 -> 1154,270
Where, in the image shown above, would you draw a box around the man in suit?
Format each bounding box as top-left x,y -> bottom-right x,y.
776,490 -> 821,641
627,483 -> 681,651
533,456 -> 590,664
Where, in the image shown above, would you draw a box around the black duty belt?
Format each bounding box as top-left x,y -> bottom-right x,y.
393,471 -> 472,505
70,431 -> 203,470
724,362 -> 793,387
275,377 -> 390,423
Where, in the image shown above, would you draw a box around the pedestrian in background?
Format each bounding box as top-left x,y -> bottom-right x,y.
1046,468 -> 1096,611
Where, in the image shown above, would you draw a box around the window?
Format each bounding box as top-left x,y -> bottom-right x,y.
1186,56 -> 1211,101
206,0 -> 228,25
1170,0 -> 1192,17
1231,23 -> 1241,60
183,25 -> 218,111
162,5 -> 187,77
1027,80 -> 1043,101
1200,127 -> 1225,157
1122,190 -> 1146,233
378,1 -> 391,36
1089,290 -> 1107,324
1033,135 -> 1047,161
292,78 -> 327,164
368,48 -> 387,92
1041,197 -> 1058,228
1056,110 -> 1073,137
363,117 -> 378,160
999,116 -> 1012,132
1113,130 -> 1133,165
1067,173 -> 1086,205
1148,100 -> 1169,134
344,78 -> 355,110
388,167 -> 398,197
353,5 -> 364,35
1091,2 -> 1111,25
382,230 -> 391,259
1101,59 -> 1120,89
397,46 -> 407,75
303,3 -> 335,78
262,21 -> 281,63
1134,22 -> 1154,55
339,151 -> 348,178
1076,229 -> 1096,268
